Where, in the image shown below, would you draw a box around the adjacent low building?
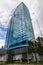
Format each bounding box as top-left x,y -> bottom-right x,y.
0,49 -> 8,62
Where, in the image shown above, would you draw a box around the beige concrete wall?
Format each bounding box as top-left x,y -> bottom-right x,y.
0,54 -> 8,61
13,54 -> 22,60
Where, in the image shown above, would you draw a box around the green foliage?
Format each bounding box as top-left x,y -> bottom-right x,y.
28,40 -> 34,47
35,37 -> 43,55
36,37 -> 43,47
27,40 -> 35,54
36,46 -> 43,55
27,37 -> 43,55
28,46 -> 35,54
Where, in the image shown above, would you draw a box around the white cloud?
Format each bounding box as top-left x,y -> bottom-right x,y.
0,39 -> 5,48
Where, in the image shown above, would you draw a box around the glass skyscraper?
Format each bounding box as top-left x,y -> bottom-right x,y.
5,2 -> 35,49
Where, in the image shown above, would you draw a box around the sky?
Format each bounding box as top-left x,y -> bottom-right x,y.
0,0 -> 43,48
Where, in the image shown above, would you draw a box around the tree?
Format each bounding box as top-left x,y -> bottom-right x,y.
27,40 -> 35,53
36,37 -> 43,47
35,37 -> 43,55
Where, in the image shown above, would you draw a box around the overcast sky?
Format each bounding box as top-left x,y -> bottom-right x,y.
0,0 -> 43,48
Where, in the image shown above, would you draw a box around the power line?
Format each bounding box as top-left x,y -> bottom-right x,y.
36,20 -> 43,37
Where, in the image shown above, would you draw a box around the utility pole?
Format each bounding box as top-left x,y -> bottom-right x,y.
33,42 -> 38,63
26,41 -> 29,63
36,20 -> 43,46
36,20 -> 42,37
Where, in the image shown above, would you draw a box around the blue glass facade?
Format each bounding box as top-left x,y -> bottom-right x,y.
5,2 -> 35,49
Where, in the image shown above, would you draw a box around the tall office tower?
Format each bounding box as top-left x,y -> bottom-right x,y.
5,2 -> 35,49
4,2 -> 35,61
